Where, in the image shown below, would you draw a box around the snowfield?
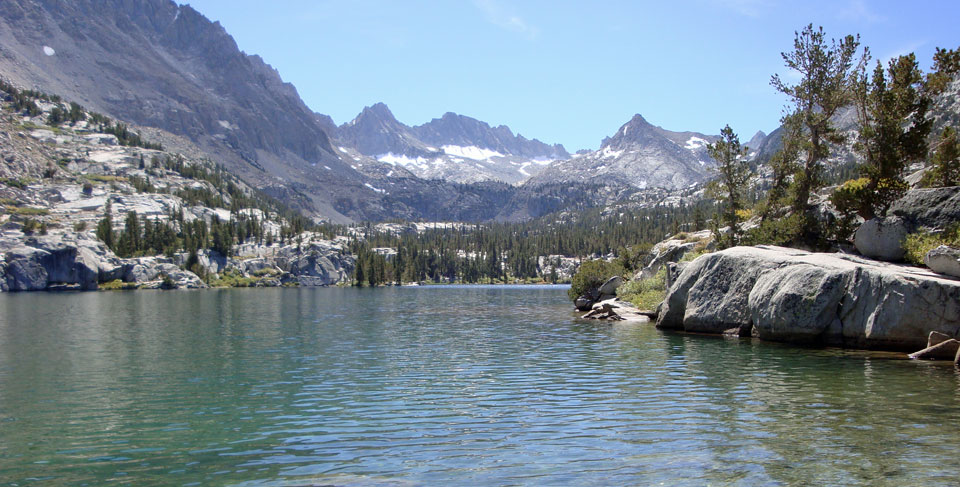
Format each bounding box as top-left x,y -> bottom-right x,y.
441,145 -> 504,161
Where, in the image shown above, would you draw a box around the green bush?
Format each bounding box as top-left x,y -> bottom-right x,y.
567,259 -> 625,301
100,279 -> 138,291
21,218 -> 40,234
208,268 -> 258,288
617,267 -> 667,311
742,213 -> 804,247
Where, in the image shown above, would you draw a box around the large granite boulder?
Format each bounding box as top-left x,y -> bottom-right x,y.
597,275 -> 623,300
659,248 -> 780,334
854,216 -> 907,261
658,246 -> 960,351
890,186 -> 960,231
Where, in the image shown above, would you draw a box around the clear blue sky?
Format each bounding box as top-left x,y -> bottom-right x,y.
181,0 -> 959,151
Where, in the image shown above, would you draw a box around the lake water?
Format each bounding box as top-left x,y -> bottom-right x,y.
1,286 -> 959,486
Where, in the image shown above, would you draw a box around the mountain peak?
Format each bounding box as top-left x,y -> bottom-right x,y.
357,102 -> 396,121
602,113 -> 658,149
746,130 -> 767,150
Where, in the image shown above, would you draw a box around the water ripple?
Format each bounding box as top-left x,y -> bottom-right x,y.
1,287 -> 960,485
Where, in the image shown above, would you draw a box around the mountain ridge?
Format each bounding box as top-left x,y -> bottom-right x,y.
329,101 -> 569,185
531,113 -> 720,190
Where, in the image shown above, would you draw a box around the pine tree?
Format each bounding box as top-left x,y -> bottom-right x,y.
706,125 -> 752,248
96,200 -> 114,250
849,53 -> 931,219
771,24 -> 866,244
924,127 -> 960,187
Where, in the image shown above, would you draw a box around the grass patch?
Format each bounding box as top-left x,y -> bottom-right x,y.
680,248 -> 708,263
1,178 -> 34,189
250,267 -> 280,277
904,225 -> 960,266
100,279 -> 139,291
82,174 -> 125,183
6,206 -> 49,216
208,268 -> 260,288
617,267 -> 667,311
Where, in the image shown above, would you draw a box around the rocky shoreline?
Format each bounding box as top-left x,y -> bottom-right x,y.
0,230 -> 354,292
656,245 -> 960,352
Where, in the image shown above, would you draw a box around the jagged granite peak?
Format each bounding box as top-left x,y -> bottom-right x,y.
314,113 -> 339,140
413,112 -> 569,160
337,102 -> 439,159
746,130 -> 767,150
530,114 -> 719,190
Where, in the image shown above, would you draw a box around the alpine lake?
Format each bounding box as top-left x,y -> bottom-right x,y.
1,285 -> 959,486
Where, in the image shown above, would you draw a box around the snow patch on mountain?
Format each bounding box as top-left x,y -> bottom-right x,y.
600,147 -> 623,159
377,152 -> 430,168
685,136 -> 708,150
364,183 -> 386,194
442,145 -> 504,161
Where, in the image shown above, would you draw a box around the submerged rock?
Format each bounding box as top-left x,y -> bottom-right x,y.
657,246 -> 960,351
574,295 -> 595,312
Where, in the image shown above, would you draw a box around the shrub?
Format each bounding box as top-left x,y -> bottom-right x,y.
567,259 -> 625,301
21,218 -> 40,234
742,213 -> 804,247
160,274 -> 176,290
617,267 -> 667,311
100,279 -> 138,291
208,268 -> 258,288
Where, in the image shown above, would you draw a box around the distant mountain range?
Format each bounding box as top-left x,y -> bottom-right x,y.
331,103 -> 568,185
0,0 -> 747,222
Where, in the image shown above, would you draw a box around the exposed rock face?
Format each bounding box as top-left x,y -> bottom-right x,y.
854,217 -> 908,261
414,112 -> 568,161
2,240 -> 99,291
338,103 -> 437,160
634,230 -> 713,280
925,245 -> 960,278
0,228 -> 356,292
277,241 -> 354,286
657,246 -> 960,351
0,232 -> 210,291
